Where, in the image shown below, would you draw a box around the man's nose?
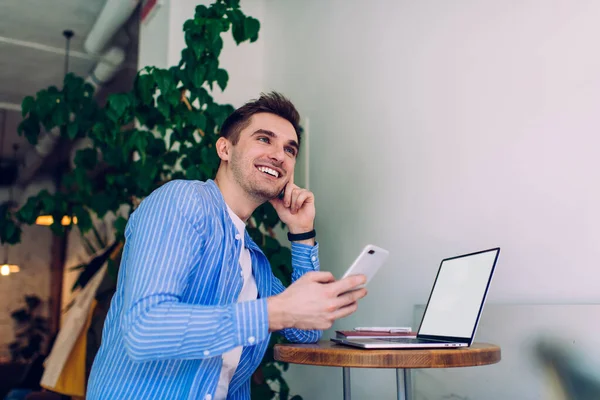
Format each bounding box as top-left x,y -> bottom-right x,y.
268,147 -> 285,164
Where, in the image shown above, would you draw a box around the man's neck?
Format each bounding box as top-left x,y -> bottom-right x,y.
214,170 -> 261,222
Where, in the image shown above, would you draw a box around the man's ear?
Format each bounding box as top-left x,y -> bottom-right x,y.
215,137 -> 231,161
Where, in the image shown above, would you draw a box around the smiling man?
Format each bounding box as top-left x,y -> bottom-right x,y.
86,92 -> 367,400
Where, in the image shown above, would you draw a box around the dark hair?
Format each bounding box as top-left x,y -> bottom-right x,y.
219,92 -> 301,149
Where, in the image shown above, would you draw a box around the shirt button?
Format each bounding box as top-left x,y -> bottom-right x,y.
203,350 -> 210,356
311,256 -> 317,262
235,234 -> 241,240
248,336 -> 256,344
240,269 -> 244,277
205,395 -> 212,400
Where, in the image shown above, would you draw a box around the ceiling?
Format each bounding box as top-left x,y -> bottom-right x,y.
0,0 -> 139,180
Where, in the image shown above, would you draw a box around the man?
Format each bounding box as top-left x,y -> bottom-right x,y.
87,92 -> 367,399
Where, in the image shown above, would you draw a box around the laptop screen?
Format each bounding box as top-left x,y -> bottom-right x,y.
418,248 -> 499,339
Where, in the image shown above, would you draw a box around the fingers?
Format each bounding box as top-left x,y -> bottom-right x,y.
331,274 -> 367,296
331,288 -> 367,310
303,271 -> 335,283
330,301 -> 359,321
283,171 -> 295,207
290,188 -> 314,214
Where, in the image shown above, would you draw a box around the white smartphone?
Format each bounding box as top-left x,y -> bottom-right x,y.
341,244 -> 390,288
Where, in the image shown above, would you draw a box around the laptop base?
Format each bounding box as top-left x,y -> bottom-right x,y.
331,337 -> 467,349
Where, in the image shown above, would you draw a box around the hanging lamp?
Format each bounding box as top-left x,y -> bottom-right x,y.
35,29 -> 78,227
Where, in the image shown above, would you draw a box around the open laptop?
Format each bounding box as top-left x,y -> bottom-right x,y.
331,247 -> 500,349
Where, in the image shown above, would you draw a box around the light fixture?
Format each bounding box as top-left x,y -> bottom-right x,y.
35,29 -> 78,228
1,264 -> 20,276
35,215 -> 78,226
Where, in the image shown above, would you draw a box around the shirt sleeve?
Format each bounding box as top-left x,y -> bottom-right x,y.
120,181 -> 269,362
270,242 -> 323,343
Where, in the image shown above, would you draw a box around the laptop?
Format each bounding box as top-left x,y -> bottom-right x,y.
331,247 -> 500,349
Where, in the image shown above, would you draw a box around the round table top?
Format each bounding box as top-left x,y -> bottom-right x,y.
274,341 -> 501,369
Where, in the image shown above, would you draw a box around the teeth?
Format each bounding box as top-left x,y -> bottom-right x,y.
258,166 -> 279,178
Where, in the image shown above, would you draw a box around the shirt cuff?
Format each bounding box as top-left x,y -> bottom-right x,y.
291,242 -> 320,271
232,298 -> 269,346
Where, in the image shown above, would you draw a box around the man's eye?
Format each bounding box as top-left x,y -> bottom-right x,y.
258,137 -> 270,143
285,147 -> 297,156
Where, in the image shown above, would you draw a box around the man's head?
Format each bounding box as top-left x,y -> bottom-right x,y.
215,92 -> 301,202
219,92 -> 301,148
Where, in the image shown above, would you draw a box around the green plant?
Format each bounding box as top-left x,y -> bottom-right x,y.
0,0 -> 300,398
9,295 -> 50,362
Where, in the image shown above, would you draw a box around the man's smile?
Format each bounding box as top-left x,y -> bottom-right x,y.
256,165 -> 282,179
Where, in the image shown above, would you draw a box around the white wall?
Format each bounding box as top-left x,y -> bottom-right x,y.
138,0 -> 171,70
261,0 -> 600,398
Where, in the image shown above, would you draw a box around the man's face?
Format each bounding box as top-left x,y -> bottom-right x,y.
226,112 -> 298,200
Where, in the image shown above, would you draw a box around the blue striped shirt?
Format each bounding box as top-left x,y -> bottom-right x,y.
87,180 -> 321,400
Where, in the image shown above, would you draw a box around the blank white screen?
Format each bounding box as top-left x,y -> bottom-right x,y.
418,250 -> 498,338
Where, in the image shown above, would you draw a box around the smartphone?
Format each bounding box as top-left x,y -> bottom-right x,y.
341,244 -> 389,288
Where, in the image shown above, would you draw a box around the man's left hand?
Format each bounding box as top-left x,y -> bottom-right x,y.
270,173 -> 315,236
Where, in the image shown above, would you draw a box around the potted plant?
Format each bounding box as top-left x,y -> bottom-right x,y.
0,1 -> 301,398
9,295 -> 50,363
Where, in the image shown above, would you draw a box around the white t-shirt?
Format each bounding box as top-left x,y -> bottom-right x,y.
214,206 -> 258,400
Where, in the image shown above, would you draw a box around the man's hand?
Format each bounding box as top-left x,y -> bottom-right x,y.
267,271 -> 368,331
270,172 -> 316,241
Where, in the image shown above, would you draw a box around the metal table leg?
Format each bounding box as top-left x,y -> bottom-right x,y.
396,369 -> 412,400
343,367 -> 351,399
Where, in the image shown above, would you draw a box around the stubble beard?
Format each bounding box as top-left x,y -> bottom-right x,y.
230,157 -> 282,201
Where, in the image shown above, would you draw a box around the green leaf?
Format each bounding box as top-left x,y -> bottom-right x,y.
163,151 -> 179,166
264,236 -> 280,253
146,136 -> 167,157
194,4 -> 209,19
157,96 -> 171,119
114,217 -> 128,239
191,66 -> 206,88
51,101 -> 68,127
90,193 -> 113,218
216,69 -> 228,91
262,364 -> 281,380
67,122 -> 79,139
18,117 -> 41,145
107,93 -> 131,122
0,209 -> 21,245
251,383 -> 275,400
187,112 -> 207,131
166,89 -> 180,108
37,191 -> 56,214
153,69 -> 172,95
262,203 -> 280,228
229,10 -> 246,44
73,148 -> 98,170
278,378 -> 290,400
21,96 -> 35,117
135,74 -> 155,105
190,38 -> 206,60
204,58 -> 218,83
224,0 -> 241,8
209,2 -> 227,18
244,17 -> 260,42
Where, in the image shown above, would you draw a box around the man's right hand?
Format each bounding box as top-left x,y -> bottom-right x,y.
267,271 -> 368,331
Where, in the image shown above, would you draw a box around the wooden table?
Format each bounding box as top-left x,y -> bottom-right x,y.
274,341 -> 501,400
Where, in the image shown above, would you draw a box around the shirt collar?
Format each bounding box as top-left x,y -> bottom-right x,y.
206,179 -> 263,254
